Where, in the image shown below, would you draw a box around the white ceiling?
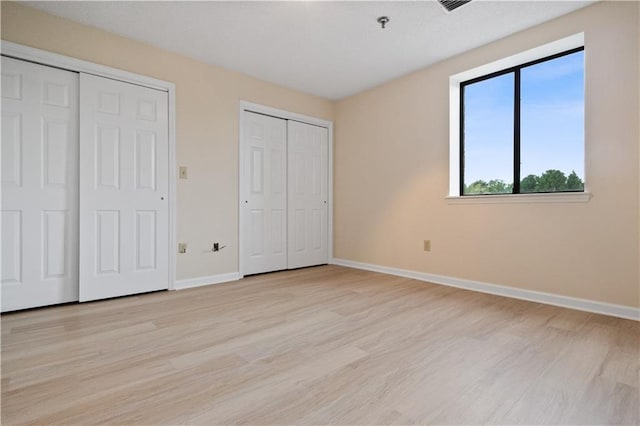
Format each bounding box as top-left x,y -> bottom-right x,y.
23,1 -> 596,100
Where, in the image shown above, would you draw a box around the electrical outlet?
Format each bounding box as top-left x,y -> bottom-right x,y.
178,243 -> 187,254
423,240 -> 431,252
179,166 -> 188,179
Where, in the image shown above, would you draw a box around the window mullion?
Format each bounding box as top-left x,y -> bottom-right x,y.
459,84 -> 465,195
513,69 -> 521,194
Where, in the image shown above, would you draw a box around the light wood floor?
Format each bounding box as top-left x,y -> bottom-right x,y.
2,265 -> 638,425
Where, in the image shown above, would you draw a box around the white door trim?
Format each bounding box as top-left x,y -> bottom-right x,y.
1,40 -> 177,291
238,101 -> 334,277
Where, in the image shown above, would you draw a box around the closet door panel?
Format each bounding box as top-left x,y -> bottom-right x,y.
79,73 -> 169,302
240,111 -> 287,275
1,57 -> 79,312
287,121 -> 328,269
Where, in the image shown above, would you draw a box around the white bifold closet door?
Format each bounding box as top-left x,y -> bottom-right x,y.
1,57 -> 80,312
287,121 -> 328,269
240,110 -> 328,276
79,74 -> 169,302
241,111 -> 288,275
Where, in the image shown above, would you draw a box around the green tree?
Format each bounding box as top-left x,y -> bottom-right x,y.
486,179 -> 512,193
466,170 -> 582,195
465,179 -> 512,194
520,174 -> 540,192
465,180 -> 489,194
537,169 -> 567,192
566,170 -> 584,191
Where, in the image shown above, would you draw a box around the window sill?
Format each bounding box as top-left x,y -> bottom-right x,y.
446,192 -> 591,204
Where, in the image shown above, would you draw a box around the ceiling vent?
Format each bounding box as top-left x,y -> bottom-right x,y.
438,0 -> 472,13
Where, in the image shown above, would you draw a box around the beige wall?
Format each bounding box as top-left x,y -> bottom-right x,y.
1,2 -> 334,281
334,1 -> 640,308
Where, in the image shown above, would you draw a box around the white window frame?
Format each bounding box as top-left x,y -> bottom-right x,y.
447,33 -> 590,204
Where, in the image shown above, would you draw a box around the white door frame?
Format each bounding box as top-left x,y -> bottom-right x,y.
1,40 -> 177,291
238,101 -> 333,277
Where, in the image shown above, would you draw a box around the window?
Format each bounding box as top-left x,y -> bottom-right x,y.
448,34 -> 588,202
459,47 -> 585,196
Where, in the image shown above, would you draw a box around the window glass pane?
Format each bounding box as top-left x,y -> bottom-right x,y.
520,50 -> 584,192
463,72 -> 514,195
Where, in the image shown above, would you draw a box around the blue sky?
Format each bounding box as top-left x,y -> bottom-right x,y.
463,50 -> 584,184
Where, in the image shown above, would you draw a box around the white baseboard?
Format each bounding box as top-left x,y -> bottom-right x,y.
330,258 -> 640,321
174,272 -> 241,290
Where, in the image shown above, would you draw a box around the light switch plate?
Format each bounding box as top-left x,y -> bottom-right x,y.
179,166 -> 188,179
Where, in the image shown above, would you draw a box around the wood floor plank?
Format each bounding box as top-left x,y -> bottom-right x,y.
2,265 -> 638,425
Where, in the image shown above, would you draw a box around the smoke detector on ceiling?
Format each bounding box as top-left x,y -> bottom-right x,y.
438,0 -> 472,13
